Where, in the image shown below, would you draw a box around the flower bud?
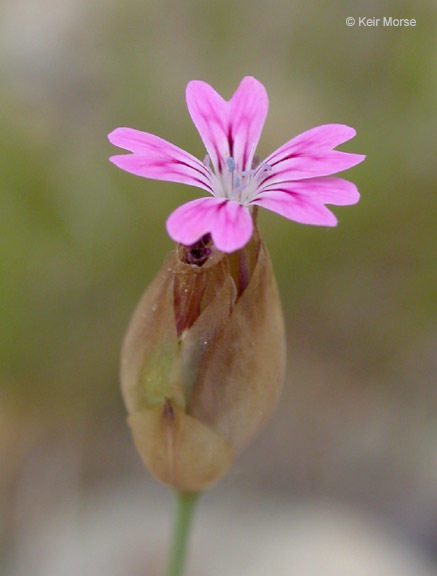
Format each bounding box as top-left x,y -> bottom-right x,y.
121,229 -> 286,492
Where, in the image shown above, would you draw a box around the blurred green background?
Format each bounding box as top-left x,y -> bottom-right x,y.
1,0 -> 436,574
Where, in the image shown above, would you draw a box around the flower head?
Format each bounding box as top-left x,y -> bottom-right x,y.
108,77 -> 365,253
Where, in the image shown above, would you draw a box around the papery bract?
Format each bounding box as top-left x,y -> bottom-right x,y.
120,231 -> 285,492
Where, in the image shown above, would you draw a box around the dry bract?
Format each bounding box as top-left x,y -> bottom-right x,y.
120,231 -> 286,492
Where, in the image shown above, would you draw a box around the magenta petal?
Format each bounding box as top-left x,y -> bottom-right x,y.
257,177 -> 360,206
108,128 -> 213,192
209,199 -> 254,252
166,197 -> 253,253
252,191 -> 337,226
266,124 -> 359,161
260,124 -> 365,182
185,82 -> 230,173
186,77 -> 268,173
259,151 -> 366,183
229,77 -> 268,172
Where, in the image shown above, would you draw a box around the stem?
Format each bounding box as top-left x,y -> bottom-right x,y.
164,491 -> 199,576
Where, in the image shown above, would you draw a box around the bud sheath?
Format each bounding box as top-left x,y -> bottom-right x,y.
121,231 -> 286,492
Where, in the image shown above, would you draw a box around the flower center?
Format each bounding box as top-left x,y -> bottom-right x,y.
208,156 -> 272,205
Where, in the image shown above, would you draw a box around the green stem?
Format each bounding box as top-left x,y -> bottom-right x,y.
164,491 -> 199,576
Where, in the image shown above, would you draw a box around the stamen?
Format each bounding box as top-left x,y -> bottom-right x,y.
202,154 -> 210,167
241,169 -> 255,177
233,175 -> 241,189
226,157 -> 236,172
259,162 -> 272,171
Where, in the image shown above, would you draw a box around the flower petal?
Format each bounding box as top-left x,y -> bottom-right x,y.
252,191 -> 337,226
266,124 -> 359,160
256,177 -> 360,206
259,124 -> 365,183
108,127 -> 213,192
166,197 -> 253,253
229,77 -> 268,172
259,151 -> 365,184
185,82 -> 229,174
186,77 -> 268,174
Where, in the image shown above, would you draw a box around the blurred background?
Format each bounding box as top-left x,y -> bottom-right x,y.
1,0 -> 436,574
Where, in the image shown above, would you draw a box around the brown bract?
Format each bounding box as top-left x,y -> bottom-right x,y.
120,230 -> 286,492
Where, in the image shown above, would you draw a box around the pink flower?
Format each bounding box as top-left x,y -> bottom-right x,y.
108,77 -> 365,253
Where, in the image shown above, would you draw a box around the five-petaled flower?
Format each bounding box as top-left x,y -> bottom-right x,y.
108,77 -> 365,253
